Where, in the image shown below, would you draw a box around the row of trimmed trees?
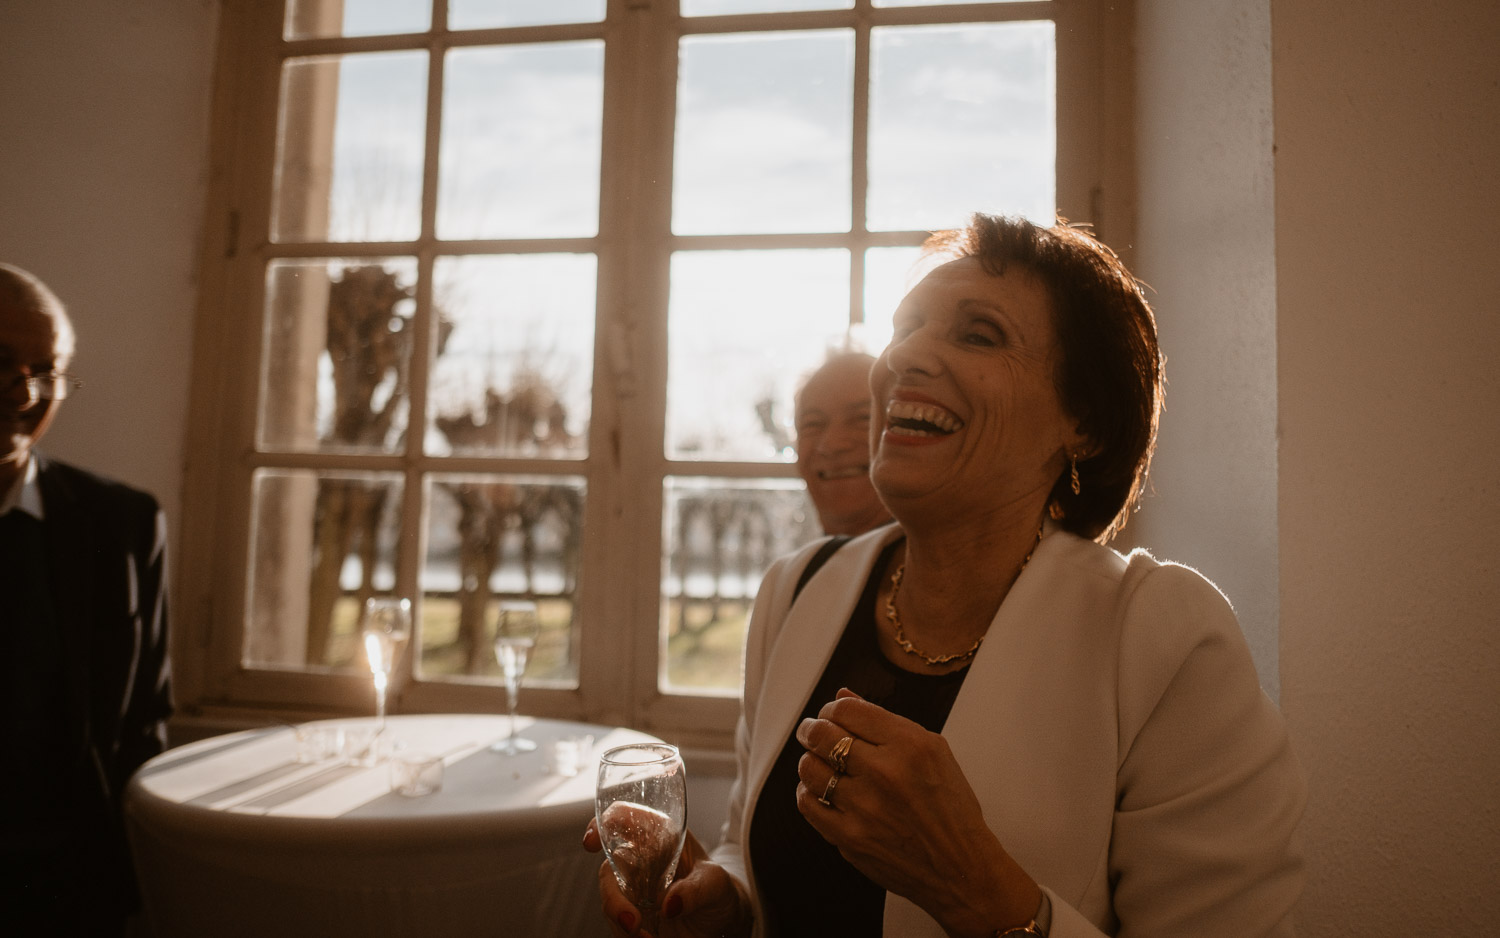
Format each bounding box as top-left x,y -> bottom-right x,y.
305,265 -> 577,673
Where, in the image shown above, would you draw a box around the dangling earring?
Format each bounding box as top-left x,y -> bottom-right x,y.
1069,453 -> 1081,495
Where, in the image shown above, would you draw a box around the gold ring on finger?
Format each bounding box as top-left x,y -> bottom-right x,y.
817,772 -> 840,808
828,735 -> 854,774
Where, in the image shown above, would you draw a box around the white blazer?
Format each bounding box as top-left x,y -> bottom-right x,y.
711,522 -> 1305,937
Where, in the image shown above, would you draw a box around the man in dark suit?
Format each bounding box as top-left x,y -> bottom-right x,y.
0,262 -> 172,934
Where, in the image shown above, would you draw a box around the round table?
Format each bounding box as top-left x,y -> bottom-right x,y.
126,714 -> 655,938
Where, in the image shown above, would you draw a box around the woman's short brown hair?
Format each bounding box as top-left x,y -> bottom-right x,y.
923,214 -> 1163,542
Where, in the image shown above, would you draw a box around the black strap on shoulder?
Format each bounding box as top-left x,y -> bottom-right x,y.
792,535 -> 851,602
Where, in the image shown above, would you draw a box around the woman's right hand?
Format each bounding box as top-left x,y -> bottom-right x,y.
583,822 -> 753,938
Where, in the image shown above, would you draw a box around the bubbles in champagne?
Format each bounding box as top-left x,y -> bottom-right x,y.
595,743 -> 688,923
597,800 -> 684,911
360,597 -> 412,676
493,636 -> 535,682
363,629 -> 409,675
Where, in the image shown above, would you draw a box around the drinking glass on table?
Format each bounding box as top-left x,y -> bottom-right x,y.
360,596 -> 411,739
595,743 -> 688,936
490,599 -> 540,754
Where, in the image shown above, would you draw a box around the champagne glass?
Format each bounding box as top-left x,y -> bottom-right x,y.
490,600 -> 540,754
360,596 -> 411,741
595,743 -> 688,935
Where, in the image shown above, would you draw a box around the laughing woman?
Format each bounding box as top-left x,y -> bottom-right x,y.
586,214 -> 1305,937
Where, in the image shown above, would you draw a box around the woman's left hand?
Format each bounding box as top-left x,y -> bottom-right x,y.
795,688 -> 1042,936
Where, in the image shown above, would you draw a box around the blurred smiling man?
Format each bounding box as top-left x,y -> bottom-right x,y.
0,263 -> 171,934
793,352 -> 893,537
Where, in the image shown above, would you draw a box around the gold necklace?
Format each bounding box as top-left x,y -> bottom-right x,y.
885,523 -> 1044,666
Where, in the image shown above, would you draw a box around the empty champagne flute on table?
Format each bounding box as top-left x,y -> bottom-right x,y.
360,596 -> 411,741
595,743 -> 688,935
491,599 -> 540,754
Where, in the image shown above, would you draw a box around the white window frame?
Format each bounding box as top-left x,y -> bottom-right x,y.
176,0 -> 1133,749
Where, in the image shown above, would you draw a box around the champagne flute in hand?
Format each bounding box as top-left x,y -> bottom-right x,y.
491,600 -> 540,754
595,743 -> 688,935
360,597 -> 411,739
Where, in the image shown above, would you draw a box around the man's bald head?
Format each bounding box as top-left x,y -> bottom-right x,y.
0,263 -> 75,369
1,263 -> 77,489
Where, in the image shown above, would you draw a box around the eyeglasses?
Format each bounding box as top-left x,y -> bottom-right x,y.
4,372 -> 83,404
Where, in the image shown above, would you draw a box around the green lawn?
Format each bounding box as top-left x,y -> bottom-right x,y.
322,595 -> 747,692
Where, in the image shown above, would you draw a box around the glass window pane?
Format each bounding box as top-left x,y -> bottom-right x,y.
259,258 -> 418,455
244,469 -> 404,671
419,474 -> 585,687
683,0 -> 850,13
668,249 -> 851,461
863,245 -> 926,354
662,478 -> 820,693
428,254 -> 596,458
439,43 -> 604,240
449,0 -> 605,29
674,31 -> 853,235
868,22 -> 1055,231
284,0 -> 432,39
272,52 -> 428,243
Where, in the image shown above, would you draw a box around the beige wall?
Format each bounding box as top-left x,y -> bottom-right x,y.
0,0 -> 217,534
3,1 -> 1498,932
1132,0 -> 1281,696
1271,1 -> 1500,931
1137,0 -> 1500,929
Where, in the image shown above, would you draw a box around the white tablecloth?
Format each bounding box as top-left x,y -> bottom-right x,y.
126,714 -> 655,938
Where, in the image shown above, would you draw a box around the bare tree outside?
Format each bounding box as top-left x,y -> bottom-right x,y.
305,265 -> 428,663
433,376 -> 582,675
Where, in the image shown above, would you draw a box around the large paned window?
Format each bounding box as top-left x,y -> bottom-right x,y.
181,0 -> 1126,745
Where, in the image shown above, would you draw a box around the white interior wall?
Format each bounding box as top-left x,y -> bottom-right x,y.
1270,2 -> 1500,932
0,0 -> 217,538
1131,0 -> 1281,696
1134,2 -> 1500,929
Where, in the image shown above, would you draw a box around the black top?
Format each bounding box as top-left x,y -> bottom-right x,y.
749,541 -> 972,936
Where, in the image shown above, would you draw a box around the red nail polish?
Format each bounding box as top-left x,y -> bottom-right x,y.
664,895 -> 683,919
617,910 -> 637,932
